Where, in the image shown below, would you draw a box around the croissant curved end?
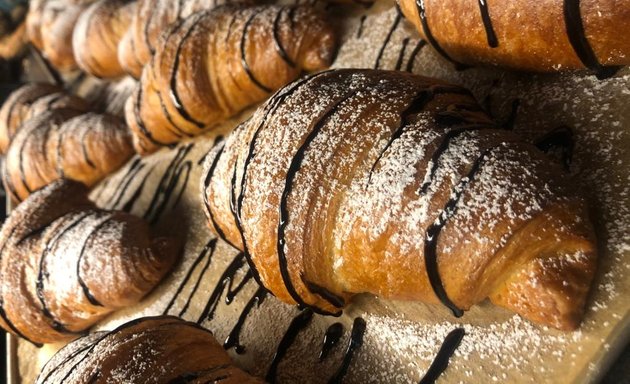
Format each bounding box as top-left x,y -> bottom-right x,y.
488,201 -> 597,331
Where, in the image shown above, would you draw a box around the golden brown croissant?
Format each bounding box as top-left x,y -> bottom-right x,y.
36,316 -> 264,383
0,83 -> 89,153
0,180 -> 178,345
118,0 -> 252,79
125,4 -> 336,155
72,0 -> 136,78
26,0 -> 46,50
201,69 -> 597,330
3,108 -> 134,202
29,0 -> 96,71
397,0 -> 630,77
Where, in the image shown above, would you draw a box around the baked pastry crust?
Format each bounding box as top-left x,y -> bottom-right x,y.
397,0 -> 630,77
3,108 -> 134,202
118,0 -> 253,79
0,180 -> 178,345
36,316 -> 265,383
201,69 -> 597,330
72,0 -> 136,78
0,83 -> 89,154
125,4 -> 336,154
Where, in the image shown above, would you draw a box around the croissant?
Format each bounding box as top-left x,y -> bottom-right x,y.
26,0 -> 46,50
125,4 -> 336,155
0,180 -> 178,344
397,0 -> 630,78
31,0 -> 95,71
0,83 -> 89,153
37,316 -> 264,383
201,69 -> 597,331
72,0 -> 136,78
118,0 -> 251,79
3,108 -> 134,202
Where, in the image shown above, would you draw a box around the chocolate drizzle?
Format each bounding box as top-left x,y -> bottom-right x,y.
424,145 -> 501,317
320,322 -> 344,361
273,8 -> 296,67
328,317 -> 366,384
277,89 -> 360,314
169,14 -> 206,129
235,72 -> 333,288
202,139 -> 240,249
241,12 -> 273,93
106,157 -> 145,209
197,252 -> 252,323
374,13 -> 402,69
563,0 -> 620,79
223,286 -> 268,354
37,211 -> 93,334
414,0 -> 467,70
418,328 -> 465,384
163,238 -> 218,317
395,38 -> 411,71
477,0 -> 498,48
76,217 -> 113,307
368,85 -> 471,183
357,15 -> 367,38
143,144 -> 193,225
265,309 -> 314,383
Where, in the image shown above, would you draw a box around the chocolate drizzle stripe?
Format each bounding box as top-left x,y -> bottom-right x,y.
235,71 -> 333,288
197,252 -> 249,323
133,86 -> 170,146
277,89 -> 360,314
169,14 -> 207,129
121,165 -> 155,213
156,89 -> 186,138
303,279 -> 345,308
328,317 -> 366,383
107,158 -> 144,210
424,145 -> 502,317
367,85 -> 471,184
265,309 -> 314,383
357,15 -> 367,38
202,143 -> 240,249
241,11 -> 273,93
76,216 -> 114,307
415,0 -> 466,69
563,0 -> 620,79
477,0 -> 498,48
320,322 -> 344,361
78,124 -> 96,169
176,240 -> 216,316
419,127 -> 482,194
36,211 -> 94,334
163,238 -> 217,315
143,144 -> 193,224
223,286 -> 267,354
395,38 -> 411,71
273,7 -> 296,67
418,328 -> 465,384
374,13 -> 402,69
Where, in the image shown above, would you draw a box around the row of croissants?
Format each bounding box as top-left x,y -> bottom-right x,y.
0,0 -> 622,381
2,0 -> 628,201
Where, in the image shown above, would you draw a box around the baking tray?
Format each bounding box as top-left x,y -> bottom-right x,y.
7,1 -> 630,382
